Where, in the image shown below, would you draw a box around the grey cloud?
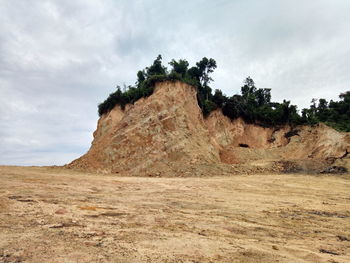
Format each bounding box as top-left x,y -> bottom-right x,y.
0,0 -> 349,165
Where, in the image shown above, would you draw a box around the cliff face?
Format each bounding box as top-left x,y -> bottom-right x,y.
69,81 -> 219,174
205,110 -> 350,171
69,81 -> 350,174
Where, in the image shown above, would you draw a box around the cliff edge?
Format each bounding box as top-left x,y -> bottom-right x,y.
69,81 -> 349,175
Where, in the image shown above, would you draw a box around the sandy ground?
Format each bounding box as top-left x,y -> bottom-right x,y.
0,166 -> 349,263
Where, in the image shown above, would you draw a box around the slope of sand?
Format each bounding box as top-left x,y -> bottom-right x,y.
1,166 -> 349,262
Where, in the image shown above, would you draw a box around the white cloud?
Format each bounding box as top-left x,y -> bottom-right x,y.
0,0 -> 349,165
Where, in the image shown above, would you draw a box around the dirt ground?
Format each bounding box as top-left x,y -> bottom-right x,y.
0,166 -> 349,263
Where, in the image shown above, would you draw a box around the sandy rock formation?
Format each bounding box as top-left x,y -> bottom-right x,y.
205,110 -> 350,170
69,81 -> 350,174
69,81 -> 219,174
205,110 -> 290,149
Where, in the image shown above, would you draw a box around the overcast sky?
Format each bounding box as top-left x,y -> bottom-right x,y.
0,0 -> 349,166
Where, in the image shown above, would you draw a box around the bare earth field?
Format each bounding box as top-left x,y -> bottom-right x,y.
0,166 -> 349,263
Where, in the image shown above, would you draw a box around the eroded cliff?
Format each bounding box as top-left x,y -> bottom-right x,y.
69,81 -> 350,175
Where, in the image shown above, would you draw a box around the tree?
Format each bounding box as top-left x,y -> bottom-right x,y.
241,77 -> 256,99
255,88 -> 271,106
315,98 -> 328,121
187,66 -> 200,82
339,91 -> 350,103
146,55 -> 167,76
202,100 -> 217,117
169,59 -> 189,77
222,95 -> 242,120
212,89 -> 226,108
195,57 -> 217,87
136,70 -> 145,87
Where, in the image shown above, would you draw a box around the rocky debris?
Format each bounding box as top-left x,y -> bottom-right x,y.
273,161 -> 303,173
0,251 -> 23,263
320,166 -> 348,174
307,210 -> 348,219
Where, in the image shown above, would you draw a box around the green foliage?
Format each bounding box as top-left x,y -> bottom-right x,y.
212,89 -> 227,108
202,99 -> 217,117
221,78 -> 303,126
98,55 -> 218,117
195,57 -> 217,87
145,55 -> 167,76
300,91 -> 350,132
98,56 -> 349,132
169,59 -> 189,77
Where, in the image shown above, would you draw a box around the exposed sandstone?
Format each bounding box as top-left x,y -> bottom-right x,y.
69,81 -> 350,174
69,81 -> 219,174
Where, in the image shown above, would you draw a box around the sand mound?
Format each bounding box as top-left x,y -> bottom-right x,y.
69,81 -> 349,175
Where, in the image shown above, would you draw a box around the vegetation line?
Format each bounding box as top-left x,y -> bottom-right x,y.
98,55 -> 350,132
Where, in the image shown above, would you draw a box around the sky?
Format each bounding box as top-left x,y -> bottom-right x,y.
0,0 -> 349,166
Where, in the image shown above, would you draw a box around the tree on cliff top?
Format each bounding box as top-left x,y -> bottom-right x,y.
98,55 -> 350,132
98,55 -> 218,117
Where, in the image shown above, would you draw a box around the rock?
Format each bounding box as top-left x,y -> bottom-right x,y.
55,208 -> 68,215
320,166 -> 348,174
